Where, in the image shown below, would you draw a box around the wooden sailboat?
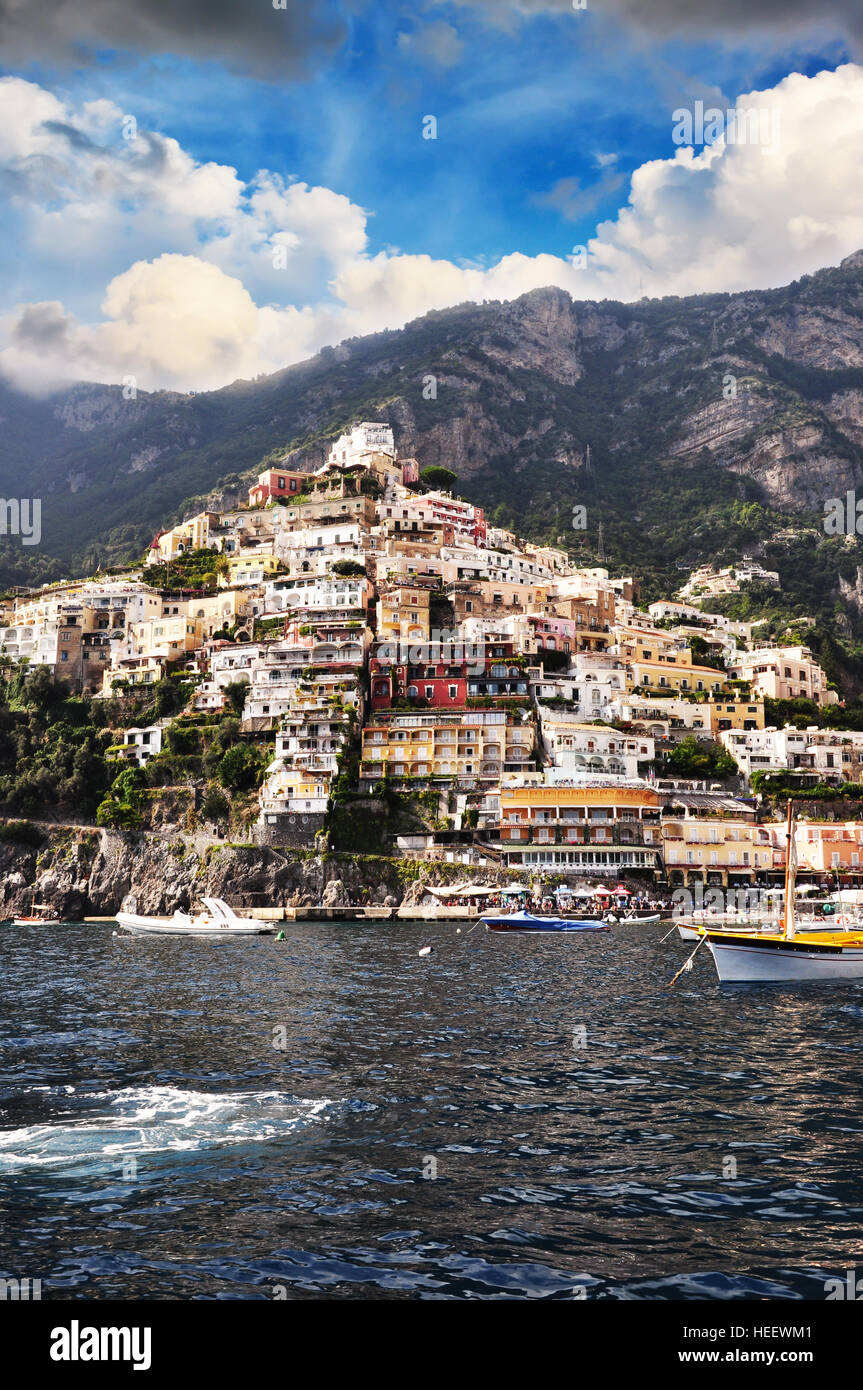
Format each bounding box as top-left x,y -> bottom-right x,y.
705,800 -> 863,983
13,895 -> 63,926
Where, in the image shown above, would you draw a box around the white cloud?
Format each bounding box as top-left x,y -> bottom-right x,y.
396,20 -> 465,68
4,65 -> 863,393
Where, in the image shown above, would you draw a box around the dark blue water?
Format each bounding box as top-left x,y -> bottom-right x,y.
1,920 -> 862,1300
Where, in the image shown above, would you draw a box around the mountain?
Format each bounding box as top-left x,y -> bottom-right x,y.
5,253 -> 863,688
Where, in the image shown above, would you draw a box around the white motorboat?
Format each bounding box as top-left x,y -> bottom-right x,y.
116,896 -> 272,937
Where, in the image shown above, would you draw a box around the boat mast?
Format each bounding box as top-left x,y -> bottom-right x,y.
783,798 -> 797,939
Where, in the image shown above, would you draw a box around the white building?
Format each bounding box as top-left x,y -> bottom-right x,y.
721,725 -> 863,782
121,725 -> 163,766
274,521 -> 366,574
440,546 -> 554,587
728,645 -> 838,706
327,421 -> 395,469
539,715 -> 654,779
259,576 -> 371,617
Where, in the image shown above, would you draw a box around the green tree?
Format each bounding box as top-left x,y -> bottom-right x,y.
224,679 -> 249,716
664,736 -> 738,779
200,784 -> 230,821
22,665 -> 69,716
419,466 -> 457,492
217,743 -> 264,792
152,678 -> 182,719
95,764 -> 148,828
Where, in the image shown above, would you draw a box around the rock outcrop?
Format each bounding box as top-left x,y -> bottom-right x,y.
0,827 -> 515,918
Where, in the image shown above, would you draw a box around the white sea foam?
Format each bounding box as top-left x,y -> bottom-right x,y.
0,1086 -> 335,1171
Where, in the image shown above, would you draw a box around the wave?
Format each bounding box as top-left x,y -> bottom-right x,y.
0,1085 -> 336,1172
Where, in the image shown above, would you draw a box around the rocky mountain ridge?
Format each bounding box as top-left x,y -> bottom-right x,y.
4,254 -> 863,679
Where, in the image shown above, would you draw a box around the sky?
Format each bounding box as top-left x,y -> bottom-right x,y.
1,0 -> 862,393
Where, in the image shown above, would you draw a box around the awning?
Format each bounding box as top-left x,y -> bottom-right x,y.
833,888 -> 863,905
424,883 -> 469,897
424,883 -> 492,898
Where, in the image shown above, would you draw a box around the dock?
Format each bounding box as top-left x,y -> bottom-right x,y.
246,905 -> 481,921
82,906 -> 483,923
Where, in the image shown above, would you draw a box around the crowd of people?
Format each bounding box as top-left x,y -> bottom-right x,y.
425,888 -> 674,917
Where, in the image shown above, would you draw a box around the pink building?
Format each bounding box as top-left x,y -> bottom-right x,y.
248,468 -> 307,507
527,614 -> 577,656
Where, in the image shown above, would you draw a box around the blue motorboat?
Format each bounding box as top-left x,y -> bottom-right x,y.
482,911 -> 610,933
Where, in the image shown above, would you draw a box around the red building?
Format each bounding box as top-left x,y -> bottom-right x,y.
248,468 -> 308,507
369,640 -> 528,710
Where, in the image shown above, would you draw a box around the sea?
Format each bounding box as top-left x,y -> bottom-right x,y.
1,919 -> 862,1300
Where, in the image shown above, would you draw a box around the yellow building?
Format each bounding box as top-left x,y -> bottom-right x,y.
617,632 -> 692,665
278,494 -> 376,532
375,585 -> 431,644
497,783 -> 662,875
151,512 -> 218,562
184,589 -> 249,637
124,614 -> 203,661
361,710 -> 534,783
220,553 -> 282,588
260,765 -> 331,815
626,657 -> 729,696
662,815 -> 767,885
102,655 -> 167,694
706,697 -> 765,733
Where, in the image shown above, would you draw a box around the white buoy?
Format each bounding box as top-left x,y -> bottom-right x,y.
418,945 -> 433,957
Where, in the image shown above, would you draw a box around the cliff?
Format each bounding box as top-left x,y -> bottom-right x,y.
0,827 -> 515,918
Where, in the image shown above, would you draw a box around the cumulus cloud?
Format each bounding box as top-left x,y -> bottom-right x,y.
396,20 -> 465,68
4,65 -> 863,393
0,0 -> 349,80
532,170 -> 626,222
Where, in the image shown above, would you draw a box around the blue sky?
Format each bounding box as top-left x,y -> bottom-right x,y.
0,0 -> 860,390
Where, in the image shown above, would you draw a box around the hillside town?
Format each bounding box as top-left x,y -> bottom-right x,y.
0,421 -> 860,891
